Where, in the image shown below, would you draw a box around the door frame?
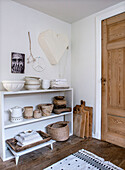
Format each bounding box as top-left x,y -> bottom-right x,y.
95,2 -> 125,139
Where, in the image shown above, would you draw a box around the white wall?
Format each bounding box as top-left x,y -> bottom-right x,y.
71,2 -> 125,137
0,0 -> 71,90
71,14 -> 96,135
71,14 -> 96,107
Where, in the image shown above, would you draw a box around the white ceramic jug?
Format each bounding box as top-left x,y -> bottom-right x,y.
9,106 -> 24,118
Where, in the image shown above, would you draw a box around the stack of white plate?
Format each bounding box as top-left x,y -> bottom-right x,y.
50,79 -> 69,89
24,77 -> 41,90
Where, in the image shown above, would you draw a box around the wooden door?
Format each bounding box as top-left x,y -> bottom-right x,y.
101,12 -> 125,148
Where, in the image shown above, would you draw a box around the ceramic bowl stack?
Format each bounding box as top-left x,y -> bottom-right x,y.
24,77 -> 41,90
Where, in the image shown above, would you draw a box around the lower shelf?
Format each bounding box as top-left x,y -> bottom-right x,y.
4,133 -> 73,161
5,139 -> 55,164
5,149 -> 14,161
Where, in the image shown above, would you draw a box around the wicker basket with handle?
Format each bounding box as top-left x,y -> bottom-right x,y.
47,121 -> 69,141
37,104 -> 53,116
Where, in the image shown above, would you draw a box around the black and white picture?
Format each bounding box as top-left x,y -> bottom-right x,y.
11,52 -> 25,73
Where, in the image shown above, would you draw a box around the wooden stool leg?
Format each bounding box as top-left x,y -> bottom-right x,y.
15,155 -> 19,165
50,143 -> 53,150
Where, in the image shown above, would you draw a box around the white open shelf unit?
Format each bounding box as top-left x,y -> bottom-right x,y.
0,88 -> 73,161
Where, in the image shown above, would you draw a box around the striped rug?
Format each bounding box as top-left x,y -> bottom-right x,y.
44,149 -> 123,170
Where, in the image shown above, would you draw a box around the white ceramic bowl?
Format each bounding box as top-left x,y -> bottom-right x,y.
25,84 -> 40,90
2,81 -> 25,91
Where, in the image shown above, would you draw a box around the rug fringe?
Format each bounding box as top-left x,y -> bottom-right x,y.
104,161 -> 123,170
79,149 -> 123,170
80,149 -> 104,161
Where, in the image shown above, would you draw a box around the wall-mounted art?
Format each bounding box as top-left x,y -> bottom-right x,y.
11,52 -> 25,73
38,30 -> 69,65
27,32 -> 45,72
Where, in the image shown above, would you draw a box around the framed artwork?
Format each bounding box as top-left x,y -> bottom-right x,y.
11,52 -> 25,73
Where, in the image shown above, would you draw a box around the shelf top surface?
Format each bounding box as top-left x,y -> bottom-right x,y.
4,112 -> 72,129
0,88 -> 73,95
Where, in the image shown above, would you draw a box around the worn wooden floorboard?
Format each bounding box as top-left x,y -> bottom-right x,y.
0,136 -> 124,170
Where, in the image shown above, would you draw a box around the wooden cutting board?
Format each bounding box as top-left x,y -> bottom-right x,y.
81,100 -> 93,137
84,109 -> 89,138
73,112 -> 86,138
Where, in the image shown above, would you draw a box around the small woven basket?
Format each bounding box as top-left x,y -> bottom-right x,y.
47,121 -> 69,141
33,109 -> 42,119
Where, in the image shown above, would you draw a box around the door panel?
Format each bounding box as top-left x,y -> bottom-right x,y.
107,20 -> 125,42
101,12 -> 125,148
107,48 -> 124,109
107,114 -> 125,136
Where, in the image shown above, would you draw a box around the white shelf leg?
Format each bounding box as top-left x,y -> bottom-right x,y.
50,143 -> 53,150
15,155 -> 19,165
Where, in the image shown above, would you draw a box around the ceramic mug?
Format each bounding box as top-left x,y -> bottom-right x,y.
42,80 -> 50,90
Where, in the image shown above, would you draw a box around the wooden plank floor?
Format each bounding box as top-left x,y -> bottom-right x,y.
0,136 -> 125,170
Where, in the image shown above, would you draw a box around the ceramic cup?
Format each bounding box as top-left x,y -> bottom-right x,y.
42,80 -> 50,90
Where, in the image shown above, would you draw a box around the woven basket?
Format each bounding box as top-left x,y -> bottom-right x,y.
33,109 -> 42,119
47,121 -> 69,141
37,104 -> 53,116
53,96 -> 66,109
24,106 -> 33,119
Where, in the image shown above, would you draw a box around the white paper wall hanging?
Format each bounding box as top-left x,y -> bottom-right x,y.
38,30 -> 69,65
